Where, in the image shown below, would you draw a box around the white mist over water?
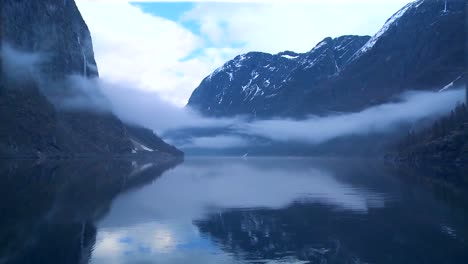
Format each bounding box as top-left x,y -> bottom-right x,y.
242,89 -> 465,144
2,44 -> 465,149
53,76 -> 468,149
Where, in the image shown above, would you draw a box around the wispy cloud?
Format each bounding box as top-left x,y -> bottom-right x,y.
76,0 -> 412,106
180,135 -> 249,149
1,43 -> 45,82
95,73 -> 464,149
4,43 -> 464,152
241,89 -> 465,144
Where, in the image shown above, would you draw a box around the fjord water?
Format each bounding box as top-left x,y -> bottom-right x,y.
1,158 -> 467,264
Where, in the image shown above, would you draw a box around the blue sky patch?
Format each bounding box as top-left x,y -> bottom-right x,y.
130,2 -> 200,34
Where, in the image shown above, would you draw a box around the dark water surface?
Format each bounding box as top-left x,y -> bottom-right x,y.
1,157 -> 467,264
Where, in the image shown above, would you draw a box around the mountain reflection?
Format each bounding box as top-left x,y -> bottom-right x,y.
90,158 -> 468,264
1,157 -> 467,264
0,157 -> 182,264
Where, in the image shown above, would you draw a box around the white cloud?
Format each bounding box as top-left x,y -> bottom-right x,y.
183,1 -> 413,53
76,0 -> 239,106
76,0 -> 412,106
181,135 -> 249,149
96,78 -> 241,132
242,89 -> 465,144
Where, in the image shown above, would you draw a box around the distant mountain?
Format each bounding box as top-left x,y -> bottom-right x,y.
188,0 -> 466,118
0,0 -> 182,158
188,35 -> 370,117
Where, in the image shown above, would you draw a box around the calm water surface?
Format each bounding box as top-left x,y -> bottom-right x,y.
1,157 -> 467,264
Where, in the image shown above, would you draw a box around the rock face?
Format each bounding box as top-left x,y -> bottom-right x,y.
2,0 -> 99,80
188,0 -> 466,118
188,36 -> 370,117
0,0 -> 182,158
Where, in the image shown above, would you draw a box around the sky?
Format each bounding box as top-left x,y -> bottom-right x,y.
75,0 -> 413,107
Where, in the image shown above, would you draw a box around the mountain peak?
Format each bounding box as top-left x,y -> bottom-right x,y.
188,0 -> 464,118
188,35 -> 370,117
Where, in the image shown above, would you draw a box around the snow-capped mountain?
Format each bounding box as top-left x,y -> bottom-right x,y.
188,0 -> 466,118
297,0 -> 466,115
188,36 -> 370,117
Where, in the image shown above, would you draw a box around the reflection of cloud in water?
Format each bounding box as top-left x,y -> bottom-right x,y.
92,222 -> 316,264
101,158 -> 386,227
95,224 -> 178,255
92,222 -> 240,264
91,158 -> 388,264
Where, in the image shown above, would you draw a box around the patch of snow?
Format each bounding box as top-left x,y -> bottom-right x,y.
218,91 -> 225,104
334,59 -> 340,72
251,70 -> 260,80
350,2 -> 414,61
227,71 -> 233,81
415,0 -> 424,8
250,85 -> 262,100
130,139 -> 154,152
268,66 -> 276,71
250,89 -> 261,100
140,144 -> 153,152
281,54 -> 299,59
335,38 -> 355,52
313,41 -> 327,51
241,79 -> 253,92
302,54 -> 323,69
235,54 -> 247,68
264,79 -> 271,87
207,64 -> 227,81
439,76 -> 462,92
439,82 -> 454,92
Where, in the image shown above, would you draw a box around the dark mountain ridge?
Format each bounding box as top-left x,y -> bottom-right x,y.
188,35 -> 370,117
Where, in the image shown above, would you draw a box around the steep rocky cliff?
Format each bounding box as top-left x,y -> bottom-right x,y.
0,0 -> 182,158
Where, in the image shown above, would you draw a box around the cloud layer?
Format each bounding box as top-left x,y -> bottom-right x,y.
3,42 -> 465,154
242,89 -> 466,144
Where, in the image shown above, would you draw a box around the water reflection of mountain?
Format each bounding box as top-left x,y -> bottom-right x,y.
0,155 -> 182,264
194,161 -> 468,264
